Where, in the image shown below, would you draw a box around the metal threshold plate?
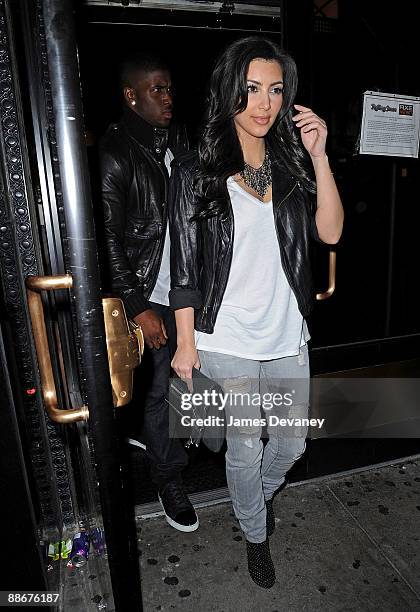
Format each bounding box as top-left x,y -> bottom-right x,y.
84,1 -> 281,17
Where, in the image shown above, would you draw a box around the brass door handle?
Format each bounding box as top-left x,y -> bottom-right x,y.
26,274 -> 89,423
316,250 -> 336,300
26,274 -> 144,423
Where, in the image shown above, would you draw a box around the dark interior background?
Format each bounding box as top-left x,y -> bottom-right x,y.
77,0 -> 420,351
70,0 -> 420,505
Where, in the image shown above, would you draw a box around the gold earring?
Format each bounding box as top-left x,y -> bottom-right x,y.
131,100 -> 136,106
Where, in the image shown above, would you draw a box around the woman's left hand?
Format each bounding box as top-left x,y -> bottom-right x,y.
292,104 -> 327,159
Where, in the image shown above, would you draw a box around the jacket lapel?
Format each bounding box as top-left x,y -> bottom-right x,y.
271,158 -> 297,207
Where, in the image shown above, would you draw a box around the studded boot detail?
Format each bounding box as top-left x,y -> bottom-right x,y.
246,539 -> 276,588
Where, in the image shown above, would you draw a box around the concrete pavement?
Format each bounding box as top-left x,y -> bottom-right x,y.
138,455 -> 420,611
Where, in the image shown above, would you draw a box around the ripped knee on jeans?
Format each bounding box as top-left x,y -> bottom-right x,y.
223,376 -> 261,436
223,375 -> 252,395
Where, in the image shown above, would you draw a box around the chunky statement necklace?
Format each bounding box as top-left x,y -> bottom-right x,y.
240,149 -> 272,198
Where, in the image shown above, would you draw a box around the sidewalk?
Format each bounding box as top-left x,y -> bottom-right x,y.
138,455 -> 420,611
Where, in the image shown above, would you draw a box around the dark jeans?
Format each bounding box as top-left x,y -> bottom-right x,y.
127,301 -> 188,489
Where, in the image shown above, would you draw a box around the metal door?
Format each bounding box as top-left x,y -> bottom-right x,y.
0,0 -> 142,609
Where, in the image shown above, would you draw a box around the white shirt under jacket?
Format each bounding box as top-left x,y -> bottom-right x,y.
195,176 -> 310,360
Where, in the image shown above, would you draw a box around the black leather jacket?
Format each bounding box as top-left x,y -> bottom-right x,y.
169,146 -> 325,333
99,106 -> 189,319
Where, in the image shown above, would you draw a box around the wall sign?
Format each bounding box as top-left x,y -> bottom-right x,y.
359,91 -> 420,158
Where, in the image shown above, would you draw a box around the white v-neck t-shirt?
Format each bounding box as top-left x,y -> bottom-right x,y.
195,176 -> 309,360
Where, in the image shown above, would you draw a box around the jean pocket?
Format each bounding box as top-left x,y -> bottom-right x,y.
298,344 -> 308,366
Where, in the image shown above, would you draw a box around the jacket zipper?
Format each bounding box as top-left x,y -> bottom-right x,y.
137,142 -> 168,299
200,305 -> 208,325
150,158 -> 168,294
278,180 -> 298,207
273,180 -> 301,303
203,205 -> 235,329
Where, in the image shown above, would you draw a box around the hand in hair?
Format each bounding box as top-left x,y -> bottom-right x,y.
292,104 -> 328,160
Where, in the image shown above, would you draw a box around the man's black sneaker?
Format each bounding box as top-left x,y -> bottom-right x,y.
125,436 -> 147,450
158,480 -> 199,532
266,498 -> 275,537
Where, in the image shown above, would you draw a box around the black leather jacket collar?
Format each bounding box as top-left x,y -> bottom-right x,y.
122,106 -> 173,162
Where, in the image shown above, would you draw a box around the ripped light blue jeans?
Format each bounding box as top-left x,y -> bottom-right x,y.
198,345 -> 310,543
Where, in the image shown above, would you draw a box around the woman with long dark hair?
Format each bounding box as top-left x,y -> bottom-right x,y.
168,36 -> 343,588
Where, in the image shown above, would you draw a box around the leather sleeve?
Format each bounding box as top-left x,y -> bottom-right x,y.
168,161 -> 203,310
300,184 -> 326,245
100,145 -> 150,318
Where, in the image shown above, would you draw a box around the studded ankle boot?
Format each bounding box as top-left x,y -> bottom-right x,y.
246,539 -> 276,588
266,498 -> 275,537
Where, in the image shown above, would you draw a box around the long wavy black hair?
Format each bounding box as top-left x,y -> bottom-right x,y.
194,36 -> 316,220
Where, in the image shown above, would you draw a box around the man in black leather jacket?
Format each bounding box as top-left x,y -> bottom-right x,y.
99,53 -> 198,532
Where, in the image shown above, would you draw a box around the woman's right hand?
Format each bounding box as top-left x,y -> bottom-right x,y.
171,345 -> 201,382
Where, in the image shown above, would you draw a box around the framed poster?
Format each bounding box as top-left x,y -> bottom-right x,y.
359,91 -> 420,158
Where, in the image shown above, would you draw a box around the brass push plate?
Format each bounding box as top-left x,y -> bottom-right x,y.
102,297 -> 144,407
